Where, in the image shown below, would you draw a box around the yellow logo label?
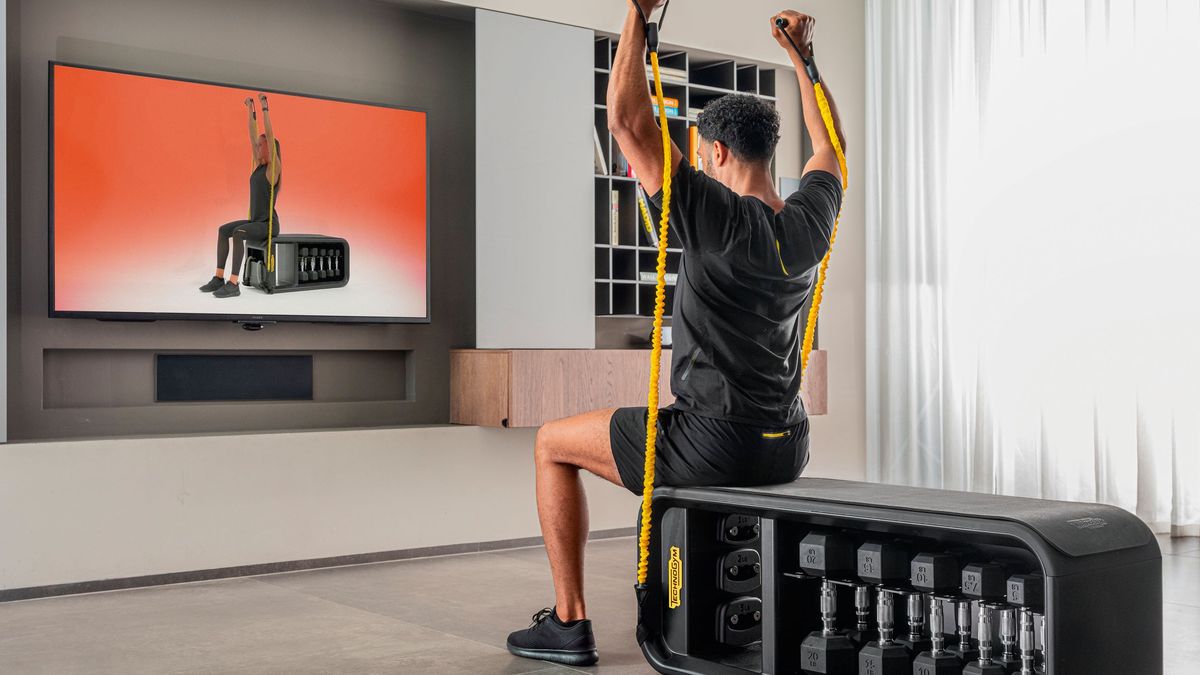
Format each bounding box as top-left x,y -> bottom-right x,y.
668,546 -> 683,609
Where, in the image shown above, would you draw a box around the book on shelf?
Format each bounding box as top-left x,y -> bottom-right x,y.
688,126 -> 699,166
651,104 -> 680,117
646,65 -> 688,83
640,271 -> 679,284
593,126 -> 608,175
615,154 -> 634,178
610,190 -> 620,245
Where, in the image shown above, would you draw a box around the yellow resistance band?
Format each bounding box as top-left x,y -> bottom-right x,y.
635,49 -> 675,588
800,83 -> 848,376
633,57 -> 848,589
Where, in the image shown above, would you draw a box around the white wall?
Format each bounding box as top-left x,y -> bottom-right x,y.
475,10 -> 595,349
0,426 -> 637,591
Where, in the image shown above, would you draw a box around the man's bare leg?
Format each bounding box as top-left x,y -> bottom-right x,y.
534,407 -> 626,622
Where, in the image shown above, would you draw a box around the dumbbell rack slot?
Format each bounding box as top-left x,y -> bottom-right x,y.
640,478 -> 1162,675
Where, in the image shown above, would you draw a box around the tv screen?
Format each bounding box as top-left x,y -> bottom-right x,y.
49,62 -> 428,323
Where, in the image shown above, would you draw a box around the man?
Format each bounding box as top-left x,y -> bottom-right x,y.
506,3 -> 845,667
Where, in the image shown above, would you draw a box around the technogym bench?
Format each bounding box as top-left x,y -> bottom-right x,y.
637,478 -> 1162,675
243,234 -> 349,293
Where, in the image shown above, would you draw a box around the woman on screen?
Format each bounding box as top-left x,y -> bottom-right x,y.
200,93 -> 282,298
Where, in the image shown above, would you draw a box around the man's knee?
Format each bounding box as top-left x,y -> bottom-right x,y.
534,423 -> 559,466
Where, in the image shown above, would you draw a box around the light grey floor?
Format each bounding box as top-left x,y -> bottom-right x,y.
1,535 -> 1198,674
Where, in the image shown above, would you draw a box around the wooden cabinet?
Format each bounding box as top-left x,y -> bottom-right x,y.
450,349 -> 827,428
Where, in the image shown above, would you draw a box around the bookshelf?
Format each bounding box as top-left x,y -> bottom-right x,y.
592,35 -> 779,321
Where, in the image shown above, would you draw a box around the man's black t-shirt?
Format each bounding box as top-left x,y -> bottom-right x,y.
648,162 -> 843,427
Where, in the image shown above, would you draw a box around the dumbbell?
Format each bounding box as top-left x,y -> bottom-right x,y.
847,543 -> 903,647
1007,574 -> 1045,675
719,548 -> 761,594
333,250 -> 342,277
299,247 -> 310,281
961,562 -> 1008,674
857,541 -> 913,675
911,552 -> 964,675
319,249 -> 330,279
719,514 -> 760,545
845,583 -> 875,648
898,592 -> 929,655
797,531 -> 858,674
962,604 -> 1005,674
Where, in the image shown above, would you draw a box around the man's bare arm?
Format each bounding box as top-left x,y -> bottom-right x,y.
607,2 -> 683,196
771,10 -> 846,181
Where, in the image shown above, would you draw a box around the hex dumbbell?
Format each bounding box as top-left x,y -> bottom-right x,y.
857,541 -> 914,675
911,552 -> 964,675
797,531 -> 858,674
961,562 -> 1008,674
1007,574 -> 1045,675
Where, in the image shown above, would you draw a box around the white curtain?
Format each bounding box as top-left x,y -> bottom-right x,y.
866,0 -> 1200,534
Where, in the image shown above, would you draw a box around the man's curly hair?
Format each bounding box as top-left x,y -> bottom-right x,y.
696,94 -> 780,164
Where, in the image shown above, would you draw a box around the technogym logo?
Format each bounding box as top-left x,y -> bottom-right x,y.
1067,517 -> 1109,530
668,546 -> 683,609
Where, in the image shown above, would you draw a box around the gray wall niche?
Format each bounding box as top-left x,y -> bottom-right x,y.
7,0 -> 475,440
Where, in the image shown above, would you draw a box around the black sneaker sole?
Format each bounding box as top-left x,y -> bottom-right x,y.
506,645 -> 599,667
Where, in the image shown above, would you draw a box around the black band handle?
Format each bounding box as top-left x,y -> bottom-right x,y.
775,17 -> 821,84
631,0 -> 671,53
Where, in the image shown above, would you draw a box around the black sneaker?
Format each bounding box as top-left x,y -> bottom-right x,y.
212,282 -> 241,298
199,276 -> 225,292
506,607 -> 598,667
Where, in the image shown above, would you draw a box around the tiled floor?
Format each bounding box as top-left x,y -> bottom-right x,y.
0,535 -> 1197,674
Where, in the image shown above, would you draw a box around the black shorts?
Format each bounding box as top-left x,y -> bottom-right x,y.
609,406 -> 810,495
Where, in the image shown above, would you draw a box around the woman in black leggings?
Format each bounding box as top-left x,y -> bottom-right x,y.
200,93 -> 282,298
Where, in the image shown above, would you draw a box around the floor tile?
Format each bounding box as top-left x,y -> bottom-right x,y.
1164,601 -> 1200,672
1162,554 -> 1200,609
0,577 -> 531,675
1155,534 -> 1200,556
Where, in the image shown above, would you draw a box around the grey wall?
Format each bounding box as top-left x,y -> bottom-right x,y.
7,0 -> 476,440
1,0 -> 7,443
475,10 -> 593,349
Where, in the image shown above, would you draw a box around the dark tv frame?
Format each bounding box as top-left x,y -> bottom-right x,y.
47,61 -> 432,325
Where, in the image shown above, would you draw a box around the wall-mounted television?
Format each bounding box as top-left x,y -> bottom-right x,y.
49,62 -> 429,324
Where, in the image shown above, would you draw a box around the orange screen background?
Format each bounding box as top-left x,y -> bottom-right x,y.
52,64 -> 428,319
